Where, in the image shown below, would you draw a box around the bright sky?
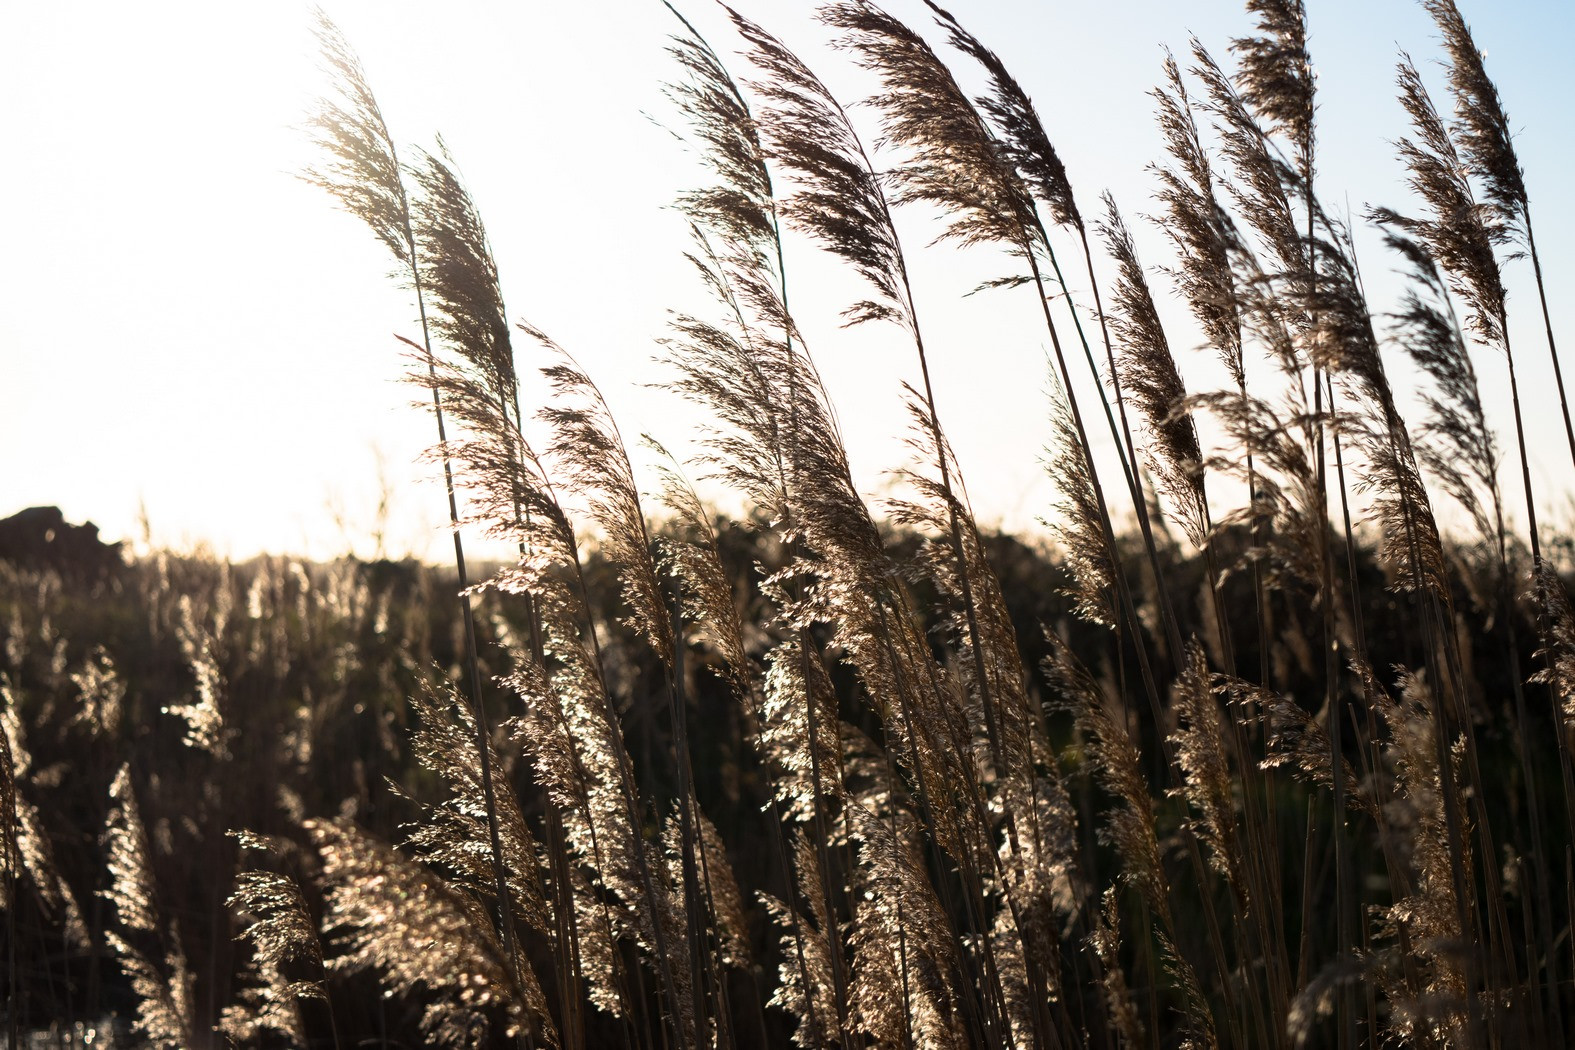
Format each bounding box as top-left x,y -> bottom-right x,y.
3,1 -> 1570,562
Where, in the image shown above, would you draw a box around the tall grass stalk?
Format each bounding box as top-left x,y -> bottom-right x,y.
724,16 -> 1069,1035
1423,0 -> 1575,474
664,10 -> 866,1037
300,13 -> 523,1002
922,1 -> 1206,686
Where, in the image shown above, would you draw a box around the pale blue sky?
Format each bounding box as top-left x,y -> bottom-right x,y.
2,1 -> 1569,560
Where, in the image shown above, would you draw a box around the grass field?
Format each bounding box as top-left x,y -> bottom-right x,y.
3,1 -> 1573,1046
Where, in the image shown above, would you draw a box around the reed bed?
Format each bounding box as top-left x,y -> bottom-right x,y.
2,0 -> 1572,1046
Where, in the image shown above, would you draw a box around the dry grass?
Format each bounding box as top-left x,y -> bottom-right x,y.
2,1 -> 1572,1046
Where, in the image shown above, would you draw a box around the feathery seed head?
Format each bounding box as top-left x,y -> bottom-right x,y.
924,0 -> 1081,231
1231,0 -> 1315,171
302,10 -> 410,264
1423,0 -> 1527,237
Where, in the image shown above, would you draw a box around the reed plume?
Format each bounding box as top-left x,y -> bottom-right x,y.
229,867 -> 322,974
820,1 -> 1032,253
1381,223 -> 1563,1038
1171,645 -> 1241,893
0,681 -> 86,945
1150,46 -> 1283,685
534,333 -> 672,669
1423,0 -> 1575,472
1042,381 -> 1116,628
500,575 -> 692,1040
69,645 -> 126,739
105,929 -> 196,1050
1089,887 -> 1145,1048
675,20 -> 1065,1039
1222,676 -> 1370,816
1378,57 -> 1507,352
846,793 -> 967,1049
409,146 -> 519,429
1358,668 -> 1471,1044
168,594 -> 233,760
923,1 -> 1200,674
920,1 -> 1077,233
223,832 -> 329,1047
650,445 -> 753,701
104,765 -> 159,937
400,686 -> 553,939
1152,50 -> 1246,390
1190,43 -> 1307,309
888,404 -> 1084,906
308,817 -> 553,1048
1231,0 -> 1314,178
1533,566 -> 1575,724
652,445 -> 851,1048
665,4 -> 778,267
300,10 -> 409,266
1311,219 -> 1447,597
659,25 -> 880,1031
761,833 -> 842,1049
1099,196 -> 1208,548
1381,230 -> 1504,563
1420,1 -> 1522,231
666,808 -> 751,973
723,5 -> 902,328
1044,636 -> 1217,1044
536,323 -> 736,1044
1376,61 -> 1558,868
753,618 -> 843,827
825,5 -> 1197,772
102,766 -> 196,1050
1043,638 -> 1162,911
1378,63 -> 1545,982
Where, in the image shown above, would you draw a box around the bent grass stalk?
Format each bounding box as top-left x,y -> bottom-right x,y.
301,13 -> 523,1005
